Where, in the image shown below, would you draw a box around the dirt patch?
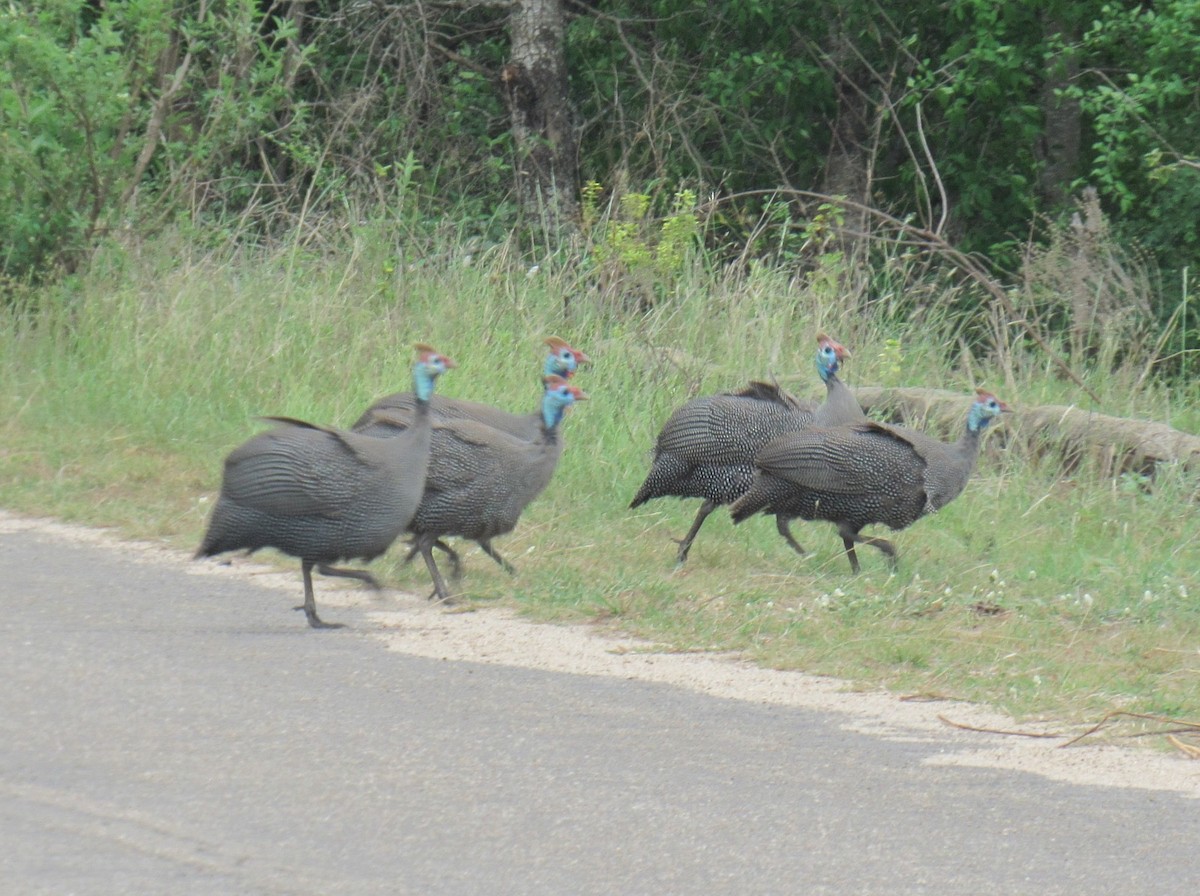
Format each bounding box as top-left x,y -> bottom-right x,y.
3,510 -> 1197,799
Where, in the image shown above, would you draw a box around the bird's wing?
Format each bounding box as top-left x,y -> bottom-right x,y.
421,421 -> 530,490
655,395 -> 808,463
349,392 -> 417,429
219,424 -> 370,517
260,415 -> 389,466
351,408 -> 414,436
753,423 -> 923,494
726,380 -> 815,413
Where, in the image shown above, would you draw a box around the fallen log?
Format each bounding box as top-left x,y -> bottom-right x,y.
851,386 -> 1200,480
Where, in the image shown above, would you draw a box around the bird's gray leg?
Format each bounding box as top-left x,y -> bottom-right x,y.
838,527 -> 896,574
674,500 -> 716,564
840,536 -> 862,574
435,540 -> 464,579
774,514 -> 807,557
418,536 -> 455,604
297,560 -> 346,629
862,535 -> 898,566
476,539 -> 516,575
317,564 -> 382,592
402,538 -> 462,579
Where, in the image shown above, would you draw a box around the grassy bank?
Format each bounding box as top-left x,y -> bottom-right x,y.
2,230 -> 1198,727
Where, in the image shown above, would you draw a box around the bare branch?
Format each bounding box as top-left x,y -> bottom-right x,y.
705,187 -> 1102,403
121,31 -> 197,208
914,102 -> 948,237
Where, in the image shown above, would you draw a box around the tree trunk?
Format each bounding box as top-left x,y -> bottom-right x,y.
816,12 -> 875,302
1035,14 -> 1081,209
501,0 -> 579,240
820,22 -> 872,237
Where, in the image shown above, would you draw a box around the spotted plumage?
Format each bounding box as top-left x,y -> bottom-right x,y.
194,345 -> 455,628
730,389 -> 1009,572
629,334 -> 862,562
351,336 -> 588,440
398,376 -> 587,602
354,339 -> 590,573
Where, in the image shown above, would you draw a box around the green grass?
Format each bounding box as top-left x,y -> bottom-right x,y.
3,229 -> 1198,728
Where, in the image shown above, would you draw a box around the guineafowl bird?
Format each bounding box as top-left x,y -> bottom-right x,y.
403,375 -> 587,602
729,389 -> 1009,572
629,334 -> 861,563
350,336 -> 588,440
194,345 -> 456,628
354,338 -> 591,573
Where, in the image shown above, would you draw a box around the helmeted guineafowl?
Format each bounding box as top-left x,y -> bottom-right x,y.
629,334 -> 861,563
194,345 -> 456,628
350,336 -> 588,440
354,338 -> 591,573
406,374 -> 587,602
729,389 -> 1009,572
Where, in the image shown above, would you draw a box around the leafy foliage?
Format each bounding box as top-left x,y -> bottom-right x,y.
0,0 -> 162,276
899,1 -> 1049,252
3,0 -> 1198,373
568,1 -> 832,190
1069,1 -> 1200,300
581,181 -> 701,309
0,0 -> 312,280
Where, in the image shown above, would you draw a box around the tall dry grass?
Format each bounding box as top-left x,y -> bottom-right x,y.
2,212 -> 1197,722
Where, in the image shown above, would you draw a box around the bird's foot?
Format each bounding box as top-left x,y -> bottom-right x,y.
293,605 -> 346,629
670,537 -> 692,565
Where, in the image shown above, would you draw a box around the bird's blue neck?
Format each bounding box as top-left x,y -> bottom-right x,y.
967,404 -> 993,433
817,358 -> 838,384
544,354 -> 569,377
413,366 -> 436,402
542,397 -> 568,430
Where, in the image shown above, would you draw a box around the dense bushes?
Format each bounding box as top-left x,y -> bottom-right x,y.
2,0 -> 1196,354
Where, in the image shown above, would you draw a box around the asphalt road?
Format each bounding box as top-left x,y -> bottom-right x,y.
1,525 -> 1196,895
